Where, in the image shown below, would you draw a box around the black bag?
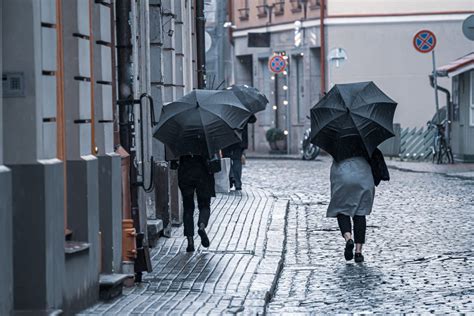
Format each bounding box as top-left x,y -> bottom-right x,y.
369,148 -> 390,186
207,154 -> 222,174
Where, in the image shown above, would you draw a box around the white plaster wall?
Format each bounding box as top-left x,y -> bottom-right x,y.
327,17 -> 473,127
3,0 -> 44,164
328,0 -> 474,16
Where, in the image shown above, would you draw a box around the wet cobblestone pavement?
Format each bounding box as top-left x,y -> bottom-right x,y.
244,157 -> 474,314
81,186 -> 287,315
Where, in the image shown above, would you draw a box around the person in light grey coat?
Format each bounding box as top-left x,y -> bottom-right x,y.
327,156 -> 375,263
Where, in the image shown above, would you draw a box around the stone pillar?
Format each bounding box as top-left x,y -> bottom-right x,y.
3,0 -> 64,312
92,0 -> 123,274
61,0 -> 100,311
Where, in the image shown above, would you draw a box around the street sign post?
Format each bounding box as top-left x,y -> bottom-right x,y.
413,29 -> 440,123
268,54 -> 287,74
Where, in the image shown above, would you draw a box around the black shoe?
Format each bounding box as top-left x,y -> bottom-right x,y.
355,253 -> 364,263
344,239 -> 354,261
198,228 -> 210,248
235,187 -> 242,191
186,237 -> 195,252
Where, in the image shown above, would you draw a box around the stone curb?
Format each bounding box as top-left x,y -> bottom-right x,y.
244,198 -> 289,315
388,164 -> 474,180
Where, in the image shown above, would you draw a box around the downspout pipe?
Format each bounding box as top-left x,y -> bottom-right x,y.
196,0 -> 206,88
429,74 -> 452,143
319,0 -> 326,96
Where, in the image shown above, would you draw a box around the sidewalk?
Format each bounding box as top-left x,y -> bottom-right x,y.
385,158 -> 474,179
81,186 -> 288,315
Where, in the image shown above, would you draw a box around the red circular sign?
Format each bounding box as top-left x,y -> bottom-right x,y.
268,55 -> 287,73
413,30 -> 437,53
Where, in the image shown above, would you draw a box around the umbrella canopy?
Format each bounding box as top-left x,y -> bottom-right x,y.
310,82 -> 397,162
153,90 -> 253,157
227,85 -> 268,114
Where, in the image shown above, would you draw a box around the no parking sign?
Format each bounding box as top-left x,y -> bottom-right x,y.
413,30 -> 436,53
268,54 -> 287,74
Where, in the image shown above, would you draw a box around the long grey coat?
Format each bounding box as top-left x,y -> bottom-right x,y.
327,157 -> 375,218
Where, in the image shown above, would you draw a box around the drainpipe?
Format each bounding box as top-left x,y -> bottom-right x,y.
196,0 -> 206,88
319,0 -> 326,95
429,74 -> 452,144
116,0 -> 153,281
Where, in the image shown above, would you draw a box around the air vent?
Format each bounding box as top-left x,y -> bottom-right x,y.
2,72 -> 25,97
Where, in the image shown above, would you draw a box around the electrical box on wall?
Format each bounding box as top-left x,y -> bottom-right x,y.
2,72 -> 25,97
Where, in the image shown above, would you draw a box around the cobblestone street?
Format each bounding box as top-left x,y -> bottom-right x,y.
244,157 -> 474,314
81,157 -> 474,315
82,187 -> 287,315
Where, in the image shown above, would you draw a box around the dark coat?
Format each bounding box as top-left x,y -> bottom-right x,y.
368,148 -> 390,186
176,155 -> 216,198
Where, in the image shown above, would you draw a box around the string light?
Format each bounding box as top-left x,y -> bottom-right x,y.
270,76 -> 275,80
272,105 -> 277,110
284,130 -> 289,135
283,85 -> 288,90
283,100 -> 289,105
283,71 -> 288,75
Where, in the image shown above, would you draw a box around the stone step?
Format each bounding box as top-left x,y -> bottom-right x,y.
99,273 -> 130,301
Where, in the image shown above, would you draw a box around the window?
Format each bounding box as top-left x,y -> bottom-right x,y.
257,0 -> 268,18
238,0 -> 249,20
274,0 -> 285,16
452,76 -> 460,122
309,0 -> 320,10
470,71 -> 474,126
290,0 -> 302,13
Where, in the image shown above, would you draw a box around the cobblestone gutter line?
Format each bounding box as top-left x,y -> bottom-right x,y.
244,198 -> 289,315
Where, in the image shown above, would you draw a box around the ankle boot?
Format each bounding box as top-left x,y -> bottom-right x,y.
186,237 -> 195,252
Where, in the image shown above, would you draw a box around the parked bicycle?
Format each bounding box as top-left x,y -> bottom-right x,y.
428,119 -> 454,164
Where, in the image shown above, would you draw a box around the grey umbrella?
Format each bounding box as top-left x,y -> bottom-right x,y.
310,82 -> 397,162
227,85 -> 269,114
153,90 -> 253,157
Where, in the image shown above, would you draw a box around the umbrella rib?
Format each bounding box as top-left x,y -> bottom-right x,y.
197,108 -> 213,157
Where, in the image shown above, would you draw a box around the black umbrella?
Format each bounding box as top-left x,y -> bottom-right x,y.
153,90 -> 252,157
310,82 -> 397,162
227,85 -> 269,114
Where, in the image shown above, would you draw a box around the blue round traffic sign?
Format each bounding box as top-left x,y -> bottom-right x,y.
413,30 -> 436,53
268,55 -> 287,73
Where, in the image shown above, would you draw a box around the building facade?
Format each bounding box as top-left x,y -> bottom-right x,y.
230,0 -> 474,154
437,53 -> 474,162
1,0 -> 198,314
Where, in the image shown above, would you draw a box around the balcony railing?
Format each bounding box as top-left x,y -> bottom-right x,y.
290,0 -> 302,13
238,7 -> 250,20
274,1 -> 285,16
309,0 -> 321,10
256,4 -> 267,18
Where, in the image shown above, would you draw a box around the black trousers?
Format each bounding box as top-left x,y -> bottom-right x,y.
182,194 -> 211,237
177,156 -> 214,237
337,214 -> 366,244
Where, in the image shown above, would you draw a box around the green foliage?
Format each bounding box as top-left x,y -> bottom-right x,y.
265,127 -> 285,142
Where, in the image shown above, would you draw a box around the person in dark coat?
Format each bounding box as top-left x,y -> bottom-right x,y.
327,148 -> 389,263
222,115 -> 256,190
171,153 -> 216,252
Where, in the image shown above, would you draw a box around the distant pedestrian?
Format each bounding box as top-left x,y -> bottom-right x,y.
222,115 -> 256,191
327,148 -> 389,262
171,153 -> 218,252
